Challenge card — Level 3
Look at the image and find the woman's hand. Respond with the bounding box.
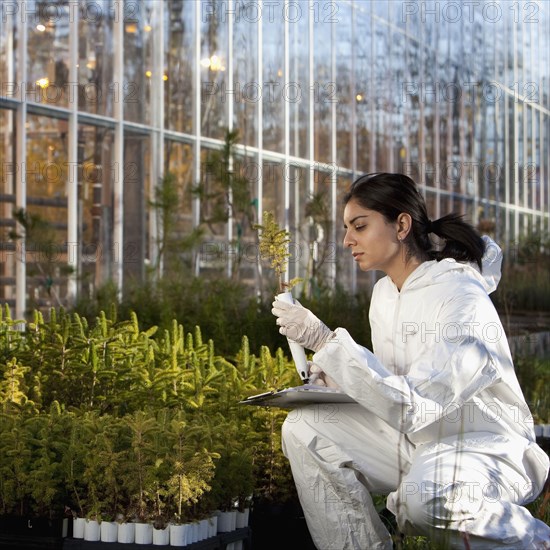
[308,362,340,389]
[271,298,334,352]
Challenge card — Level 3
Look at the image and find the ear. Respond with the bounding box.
[396,213,413,241]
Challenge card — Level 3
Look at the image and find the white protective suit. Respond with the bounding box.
[282,239,550,549]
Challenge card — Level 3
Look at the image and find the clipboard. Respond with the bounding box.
[239,384,356,409]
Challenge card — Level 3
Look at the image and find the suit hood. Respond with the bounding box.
[398,236,503,295]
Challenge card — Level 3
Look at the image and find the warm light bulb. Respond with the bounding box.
[210,55,222,71]
[145,70,152,78]
[201,55,226,71]
[36,77,49,88]
[36,24,46,32]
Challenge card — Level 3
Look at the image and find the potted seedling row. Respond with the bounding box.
[0,305,299,549]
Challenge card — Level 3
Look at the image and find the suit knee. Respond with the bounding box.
[394,480,484,535]
[281,406,331,458]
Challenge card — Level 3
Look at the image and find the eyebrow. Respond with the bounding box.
[343,215,369,228]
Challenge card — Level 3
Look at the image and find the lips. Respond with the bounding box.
[352,252,363,261]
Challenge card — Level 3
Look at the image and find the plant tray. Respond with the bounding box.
[61,527,251,550]
[0,534,64,550]
[0,516,69,538]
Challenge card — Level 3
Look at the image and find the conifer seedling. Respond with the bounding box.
[255,211,301,294]
[255,211,308,381]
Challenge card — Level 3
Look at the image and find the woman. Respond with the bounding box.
[272,173,549,549]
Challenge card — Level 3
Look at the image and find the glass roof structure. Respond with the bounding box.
[0,0,548,317]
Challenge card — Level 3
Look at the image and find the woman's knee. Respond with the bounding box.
[282,406,318,446]
[394,479,484,535]
[281,405,337,458]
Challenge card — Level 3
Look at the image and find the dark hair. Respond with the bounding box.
[343,172,485,269]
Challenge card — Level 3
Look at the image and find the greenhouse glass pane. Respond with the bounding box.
[77,123,115,291]
[78,0,115,117]
[200,5,228,140]
[26,0,70,108]
[164,0,193,134]
[123,0,155,124]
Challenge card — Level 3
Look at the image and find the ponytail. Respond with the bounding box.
[345,172,486,270]
[429,213,485,270]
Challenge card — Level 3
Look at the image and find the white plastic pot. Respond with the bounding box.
[73,517,86,539]
[84,519,100,541]
[236,508,250,528]
[117,522,135,544]
[169,523,188,547]
[100,521,118,542]
[153,525,170,545]
[187,522,198,544]
[134,522,153,545]
[208,515,218,538]
[216,510,236,533]
[198,518,209,541]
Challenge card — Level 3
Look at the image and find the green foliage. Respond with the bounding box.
[303,191,334,298]
[0,358,31,408]
[400,536,440,549]
[150,172,204,277]
[527,491,550,528]
[74,276,375,363]
[9,209,74,310]
[255,211,291,293]
[0,411,33,515]
[194,130,255,229]
[25,404,71,517]
[492,230,550,313]
[514,357,550,424]
[75,276,282,358]
[162,410,217,524]
[2,277,546,534]
[255,211,302,294]
[192,129,258,279]
[0,307,300,521]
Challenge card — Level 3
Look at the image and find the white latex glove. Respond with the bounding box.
[271,298,333,352]
[308,362,340,389]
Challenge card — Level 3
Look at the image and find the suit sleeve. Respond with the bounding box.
[312,294,502,435]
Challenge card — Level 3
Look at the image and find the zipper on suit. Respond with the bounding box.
[392,292,401,373]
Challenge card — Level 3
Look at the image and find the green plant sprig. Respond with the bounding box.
[255,211,301,294]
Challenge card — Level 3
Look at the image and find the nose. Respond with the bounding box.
[343,229,355,248]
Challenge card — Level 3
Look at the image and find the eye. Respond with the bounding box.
[355,224,365,231]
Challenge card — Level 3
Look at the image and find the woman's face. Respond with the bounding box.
[343,199,402,274]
